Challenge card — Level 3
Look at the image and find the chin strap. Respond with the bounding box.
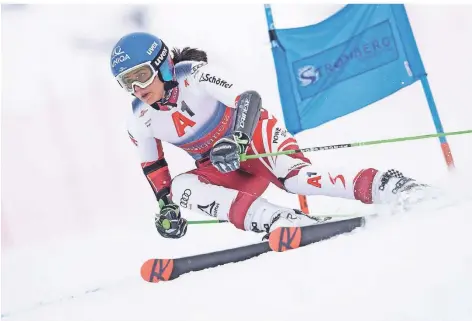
[157,81,179,107]
[164,80,179,91]
[150,102,161,111]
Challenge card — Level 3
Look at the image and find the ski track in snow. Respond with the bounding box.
[3,173,472,321]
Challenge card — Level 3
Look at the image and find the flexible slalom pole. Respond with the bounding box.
[240,130,472,161]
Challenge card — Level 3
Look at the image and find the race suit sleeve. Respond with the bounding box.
[127,109,172,202]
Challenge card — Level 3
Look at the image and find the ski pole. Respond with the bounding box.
[188,219,229,225]
[240,129,472,161]
[187,213,360,225]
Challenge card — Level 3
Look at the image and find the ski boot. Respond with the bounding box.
[243,198,320,240]
[372,169,431,212]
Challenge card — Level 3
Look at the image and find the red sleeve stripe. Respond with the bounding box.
[277,138,298,152]
[146,166,172,194]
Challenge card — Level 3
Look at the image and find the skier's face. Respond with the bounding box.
[133,75,164,105]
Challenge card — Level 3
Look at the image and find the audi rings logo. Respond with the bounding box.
[180,189,191,208]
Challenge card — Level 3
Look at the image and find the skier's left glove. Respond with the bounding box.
[155,199,188,239]
[210,131,250,173]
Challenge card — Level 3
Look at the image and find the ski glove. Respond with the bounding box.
[210,132,250,174]
[155,199,188,239]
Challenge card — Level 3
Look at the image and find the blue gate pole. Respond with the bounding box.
[400,4,456,170]
[420,76,455,169]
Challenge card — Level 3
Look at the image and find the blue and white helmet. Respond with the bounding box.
[110,32,174,93]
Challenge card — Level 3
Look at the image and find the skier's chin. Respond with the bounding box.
[141,92,157,105]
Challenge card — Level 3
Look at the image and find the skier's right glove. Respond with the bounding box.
[210,131,249,174]
[155,199,188,239]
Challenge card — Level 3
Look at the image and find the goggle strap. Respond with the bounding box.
[151,41,173,83]
[151,41,169,71]
[157,71,166,83]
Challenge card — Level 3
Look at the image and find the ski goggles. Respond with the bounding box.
[115,62,157,93]
[115,43,175,94]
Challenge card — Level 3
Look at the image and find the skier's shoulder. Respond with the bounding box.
[171,47,211,84]
[127,97,151,136]
[127,98,144,130]
[174,60,208,79]
[131,97,144,114]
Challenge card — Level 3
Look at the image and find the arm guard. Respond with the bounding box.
[142,158,172,203]
[232,90,262,140]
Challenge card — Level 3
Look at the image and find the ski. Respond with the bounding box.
[268,215,364,252]
[140,216,365,283]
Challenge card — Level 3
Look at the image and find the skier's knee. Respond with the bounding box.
[279,164,311,193]
[169,173,197,205]
[172,173,254,223]
[227,192,259,230]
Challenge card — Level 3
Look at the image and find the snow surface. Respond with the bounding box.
[2,4,472,321]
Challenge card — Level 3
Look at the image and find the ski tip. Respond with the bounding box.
[140,259,174,283]
[269,227,302,252]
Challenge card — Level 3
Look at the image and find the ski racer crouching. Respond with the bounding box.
[110,32,425,239]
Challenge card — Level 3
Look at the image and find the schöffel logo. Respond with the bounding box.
[199,73,233,88]
[298,65,321,87]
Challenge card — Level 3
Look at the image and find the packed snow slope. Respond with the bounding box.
[3,180,472,321]
[2,4,472,321]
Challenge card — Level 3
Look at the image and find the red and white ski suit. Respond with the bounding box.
[127,60,377,230]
